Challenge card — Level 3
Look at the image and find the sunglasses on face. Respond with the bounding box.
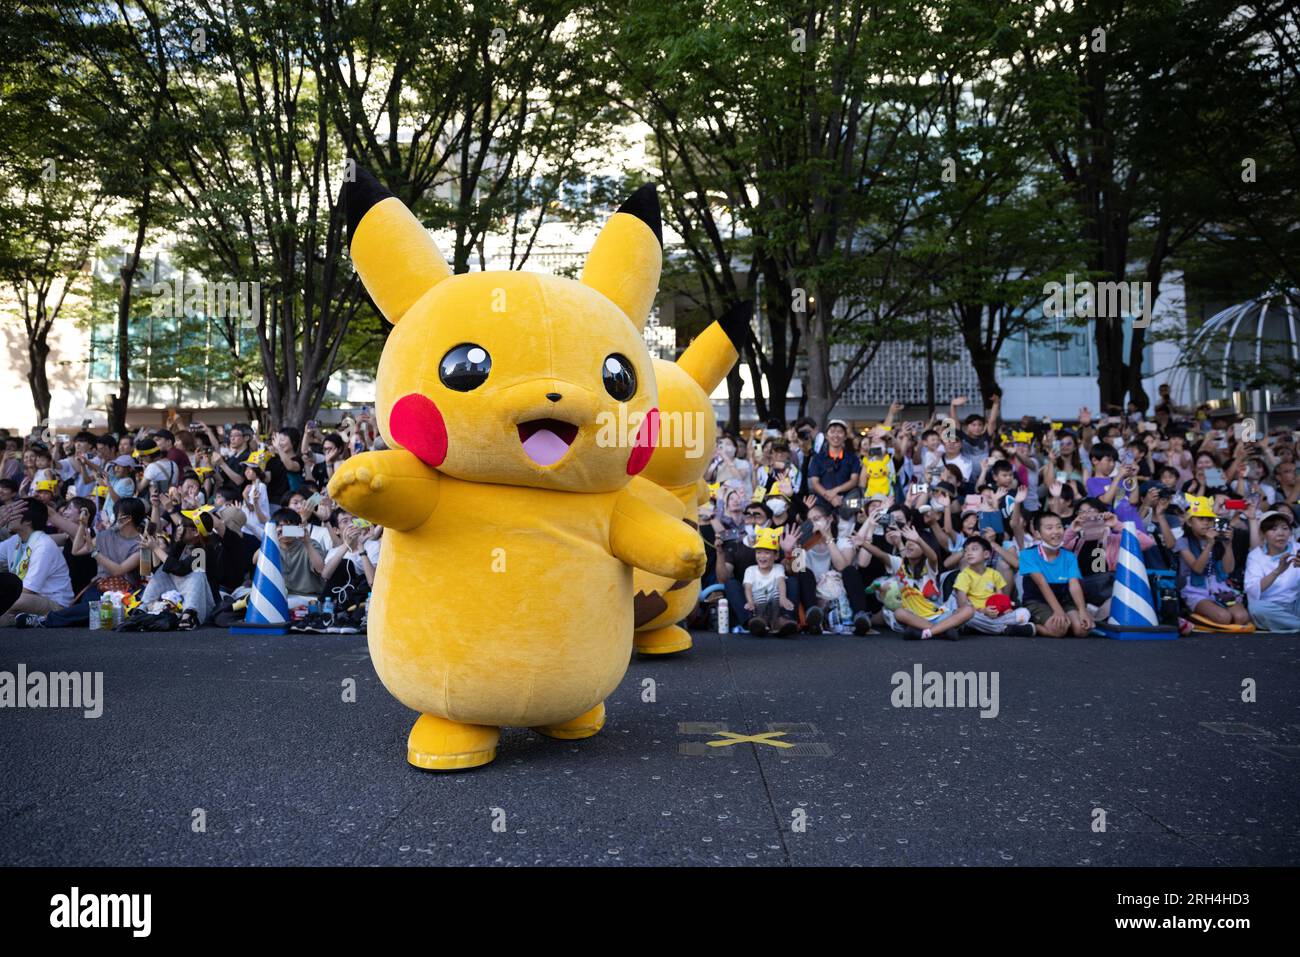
[744,510,765,518]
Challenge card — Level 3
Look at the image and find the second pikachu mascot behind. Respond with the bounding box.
[630,304,748,654]
[330,169,706,770]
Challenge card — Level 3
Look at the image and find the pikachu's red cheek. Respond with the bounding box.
[626,407,659,476]
[389,393,448,468]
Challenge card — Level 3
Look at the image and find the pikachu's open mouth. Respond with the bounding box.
[517,418,580,467]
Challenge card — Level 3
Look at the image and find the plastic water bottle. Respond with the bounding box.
[837,594,853,633]
[717,598,729,634]
[322,598,335,626]
[827,602,840,633]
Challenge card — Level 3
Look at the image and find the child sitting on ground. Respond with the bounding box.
[1166,495,1252,628]
[743,527,798,637]
[860,518,974,640]
[1018,511,1095,637]
[953,537,1035,635]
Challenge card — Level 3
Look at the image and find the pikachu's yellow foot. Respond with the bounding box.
[407,714,499,771]
[635,624,693,656]
[532,702,605,740]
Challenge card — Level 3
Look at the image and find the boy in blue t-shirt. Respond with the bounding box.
[1019,512,1095,637]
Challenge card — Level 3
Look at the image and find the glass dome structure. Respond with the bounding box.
[1168,293,1300,410]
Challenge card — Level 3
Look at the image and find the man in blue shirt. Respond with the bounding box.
[1019,511,1095,637]
[808,419,861,512]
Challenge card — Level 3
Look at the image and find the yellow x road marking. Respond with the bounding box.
[707,731,795,749]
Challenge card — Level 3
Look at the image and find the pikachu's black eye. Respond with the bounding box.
[439,344,491,391]
[602,354,636,401]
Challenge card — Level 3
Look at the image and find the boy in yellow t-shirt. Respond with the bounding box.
[953,538,1034,635]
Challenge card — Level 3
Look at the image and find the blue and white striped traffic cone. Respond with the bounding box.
[1100,522,1177,640]
[231,521,290,635]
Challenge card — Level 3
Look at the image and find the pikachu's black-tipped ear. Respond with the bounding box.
[678,300,749,394]
[344,167,451,325]
[616,184,662,245]
[717,299,752,352]
[345,166,394,239]
[580,183,662,331]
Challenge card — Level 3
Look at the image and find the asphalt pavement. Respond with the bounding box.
[1,626,1298,866]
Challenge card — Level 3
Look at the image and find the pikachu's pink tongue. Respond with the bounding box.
[521,428,571,466]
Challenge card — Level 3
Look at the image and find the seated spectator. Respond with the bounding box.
[135,437,180,495]
[1062,500,1156,618]
[792,504,872,635]
[1018,511,1094,637]
[742,528,797,636]
[809,419,861,511]
[313,431,350,486]
[715,499,775,629]
[100,454,142,523]
[1243,511,1300,631]
[257,508,324,604]
[953,537,1034,635]
[1164,495,1251,627]
[1085,442,1142,523]
[860,515,973,640]
[137,507,224,622]
[0,498,74,626]
[321,512,381,609]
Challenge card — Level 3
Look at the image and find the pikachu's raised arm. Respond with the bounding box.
[609,485,707,582]
[328,449,440,532]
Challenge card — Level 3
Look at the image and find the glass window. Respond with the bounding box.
[90,321,116,380]
[1026,310,1059,377]
[1058,320,1092,376]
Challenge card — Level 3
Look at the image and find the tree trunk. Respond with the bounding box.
[1094,320,1127,414]
[804,293,832,424]
[111,203,151,433]
[924,314,936,418]
[725,365,743,432]
[28,335,52,424]
[971,351,1000,408]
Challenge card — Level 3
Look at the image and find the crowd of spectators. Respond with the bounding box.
[4,384,1299,638]
[0,412,382,628]
[702,384,1300,638]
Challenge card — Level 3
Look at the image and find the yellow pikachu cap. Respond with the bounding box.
[245,449,272,469]
[193,466,214,478]
[707,481,721,500]
[1185,494,1217,519]
[753,527,782,551]
[1012,431,1034,444]
[35,478,60,492]
[181,506,216,536]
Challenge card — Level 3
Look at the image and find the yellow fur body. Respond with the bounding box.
[330,172,704,766]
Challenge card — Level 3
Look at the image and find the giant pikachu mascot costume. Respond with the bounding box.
[631,303,748,654]
[331,169,706,770]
